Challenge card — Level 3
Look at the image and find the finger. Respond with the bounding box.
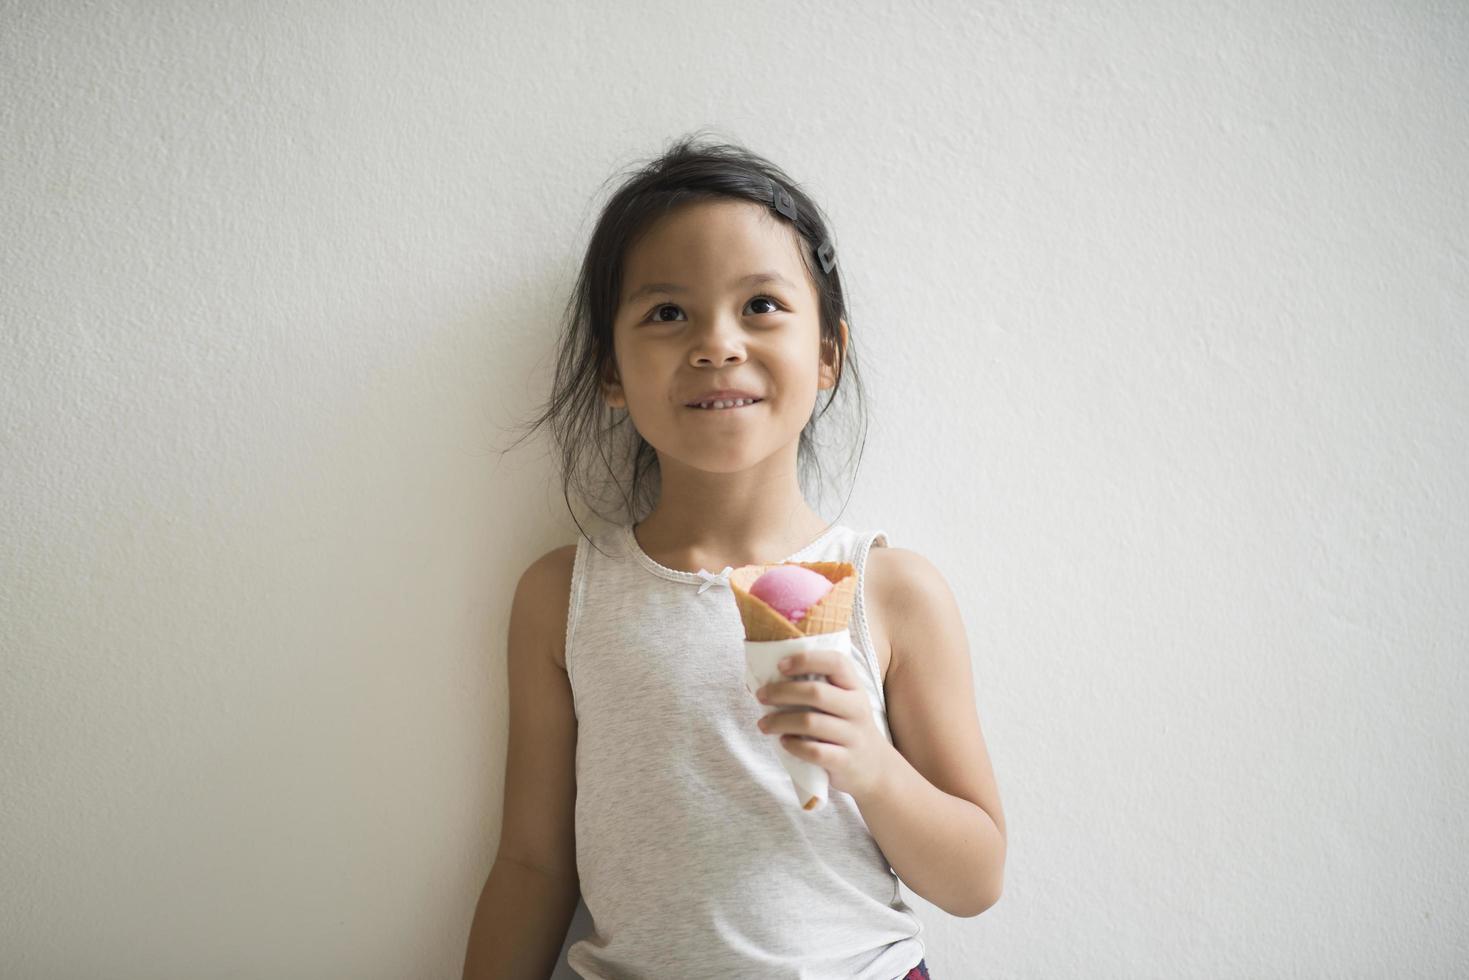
[764,707,843,744]
[782,650,857,691]
[780,679,860,719]
[780,733,838,758]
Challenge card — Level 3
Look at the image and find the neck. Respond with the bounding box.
[632,454,831,574]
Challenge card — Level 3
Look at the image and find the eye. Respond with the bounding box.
[644,295,786,323]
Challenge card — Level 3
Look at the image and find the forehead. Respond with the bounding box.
[619,198,810,305]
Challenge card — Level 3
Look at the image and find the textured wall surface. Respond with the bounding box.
[3,1,1466,977]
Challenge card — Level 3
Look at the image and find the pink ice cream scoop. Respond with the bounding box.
[749,565,833,623]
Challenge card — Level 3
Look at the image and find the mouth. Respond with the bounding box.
[685,397,765,412]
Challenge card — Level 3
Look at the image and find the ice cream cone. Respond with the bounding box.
[731,561,858,812]
[728,561,856,639]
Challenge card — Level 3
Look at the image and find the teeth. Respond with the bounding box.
[694,398,758,410]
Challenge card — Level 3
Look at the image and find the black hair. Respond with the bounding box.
[501,130,870,553]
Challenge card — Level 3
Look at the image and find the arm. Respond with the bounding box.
[853,745,1005,917]
[853,547,1007,917]
[463,857,580,979]
[463,545,582,978]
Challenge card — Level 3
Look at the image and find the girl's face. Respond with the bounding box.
[603,198,845,475]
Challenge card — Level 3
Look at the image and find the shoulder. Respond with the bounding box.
[524,542,578,579]
[864,545,961,676]
[514,543,579,670]
[865,544,953,613]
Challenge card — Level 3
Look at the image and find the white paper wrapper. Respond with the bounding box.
[743,628,852,812]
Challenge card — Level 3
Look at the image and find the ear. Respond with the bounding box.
[818,318,849,391]
[601,357,626,409]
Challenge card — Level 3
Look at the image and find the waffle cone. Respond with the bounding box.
[728,562,856,640]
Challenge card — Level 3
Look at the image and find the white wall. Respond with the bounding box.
[3,1,1465,977]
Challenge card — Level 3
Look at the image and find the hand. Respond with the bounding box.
[754,649,894,800]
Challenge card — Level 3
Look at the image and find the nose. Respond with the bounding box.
[688,315,747,367]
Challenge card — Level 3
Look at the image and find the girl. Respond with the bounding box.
[465,133,1005,980]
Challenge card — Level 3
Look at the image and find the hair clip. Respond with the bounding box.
[816,236,836,274]
[769,179,798,222]
[769,179,835,274]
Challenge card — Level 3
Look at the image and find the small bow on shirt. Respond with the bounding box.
[696,565,733,594]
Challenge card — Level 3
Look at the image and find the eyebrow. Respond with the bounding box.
[623,271,797,306]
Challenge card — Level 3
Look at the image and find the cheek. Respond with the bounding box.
[611,355,674,418]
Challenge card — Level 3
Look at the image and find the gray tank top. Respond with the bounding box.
[564,521,926,980]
